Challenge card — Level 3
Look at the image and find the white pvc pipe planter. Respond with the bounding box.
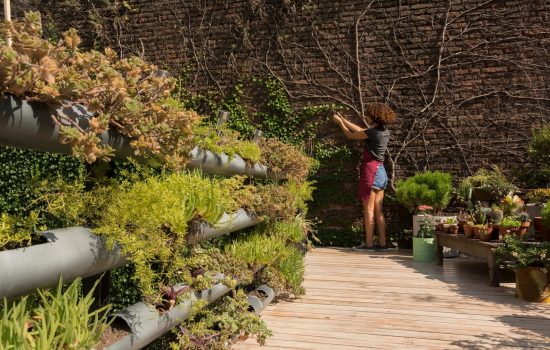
[0,94,275,179]
[188,147,269,178]
[0,209,259,299]
[247,285,275,315]
[0,227,127,300]
[186,209,260,245]
[106,282,231,350]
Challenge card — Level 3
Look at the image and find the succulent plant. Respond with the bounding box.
[489,207,504,225]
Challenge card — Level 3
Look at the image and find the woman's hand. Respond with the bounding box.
[332,113,342,124]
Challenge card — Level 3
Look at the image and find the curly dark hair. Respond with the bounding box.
[365,103,397,126]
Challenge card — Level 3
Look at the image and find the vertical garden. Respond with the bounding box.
[0,12,315,349]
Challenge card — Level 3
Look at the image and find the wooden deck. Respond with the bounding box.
[235,247,550,350]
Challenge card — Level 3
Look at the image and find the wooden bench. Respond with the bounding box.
[434,232,503,287]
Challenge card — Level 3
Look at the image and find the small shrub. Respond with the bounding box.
[259,138,313,182]
[395,171,452,213]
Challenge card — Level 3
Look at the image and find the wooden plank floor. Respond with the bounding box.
[235,248,550,350]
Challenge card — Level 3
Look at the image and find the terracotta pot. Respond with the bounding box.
[443,224,450,233]
[449,224,459,235]
[463,224,475,238]
[515,267,550,303]
[478,229,492,242]
[534,217,550,242]
[436,222,444,232]
[474,225,493,241]
[518,221,531,241]
[499,225,519,240]
[458,221,466,234]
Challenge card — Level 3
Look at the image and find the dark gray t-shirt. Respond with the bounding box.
[364,127,389,161]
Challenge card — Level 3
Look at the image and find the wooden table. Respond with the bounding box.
[435,232,503,287]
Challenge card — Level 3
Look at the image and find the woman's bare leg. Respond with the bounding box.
[362,194,376,247]
[374,189,386,246]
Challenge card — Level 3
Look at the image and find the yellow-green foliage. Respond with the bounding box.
[226,231,288,267]
[287,180,315,215]
[93,171,247,299]
[0,278,110,349]
[0,212,39,251]
[527,188,550,204]
[193,125,262,163]
[272,217,307,243]
[278,246,305,295]
[0,12,199,166]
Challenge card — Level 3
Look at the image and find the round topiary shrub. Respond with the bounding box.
[395,171,453,213]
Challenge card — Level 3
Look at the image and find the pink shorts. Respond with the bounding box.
[357,151,387,202]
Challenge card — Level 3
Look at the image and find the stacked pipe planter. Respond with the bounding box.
[247,285,275,316]
[0,94,274,179]
[0,227,127,300]
[186,209,260,245]
[0,208,259,300]
[106,282,231,350]
[0,94,135,158]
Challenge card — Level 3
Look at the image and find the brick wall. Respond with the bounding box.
[12,0,550,242]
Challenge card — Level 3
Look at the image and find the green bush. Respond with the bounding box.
[395,171,452,213]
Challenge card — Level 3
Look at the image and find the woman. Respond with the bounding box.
[333,103,396,250]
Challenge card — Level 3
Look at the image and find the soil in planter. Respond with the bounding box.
[0,234,48,252]
[97,318,131,349]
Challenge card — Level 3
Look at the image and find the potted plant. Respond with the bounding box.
[477,225,492,242]
[472,203,492,238]
[457,210,470,234]
[413,207,436,263]
[499,217,522,240]
[496,235,550,303]
[458,166,517,204]
[464,220,475,238]
[516,212,532,240]
[526,189,550,218]
[447,217,459,235]
[395,171,452,236]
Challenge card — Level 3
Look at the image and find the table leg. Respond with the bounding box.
[435,235,443,265]
[487,250,500,287]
